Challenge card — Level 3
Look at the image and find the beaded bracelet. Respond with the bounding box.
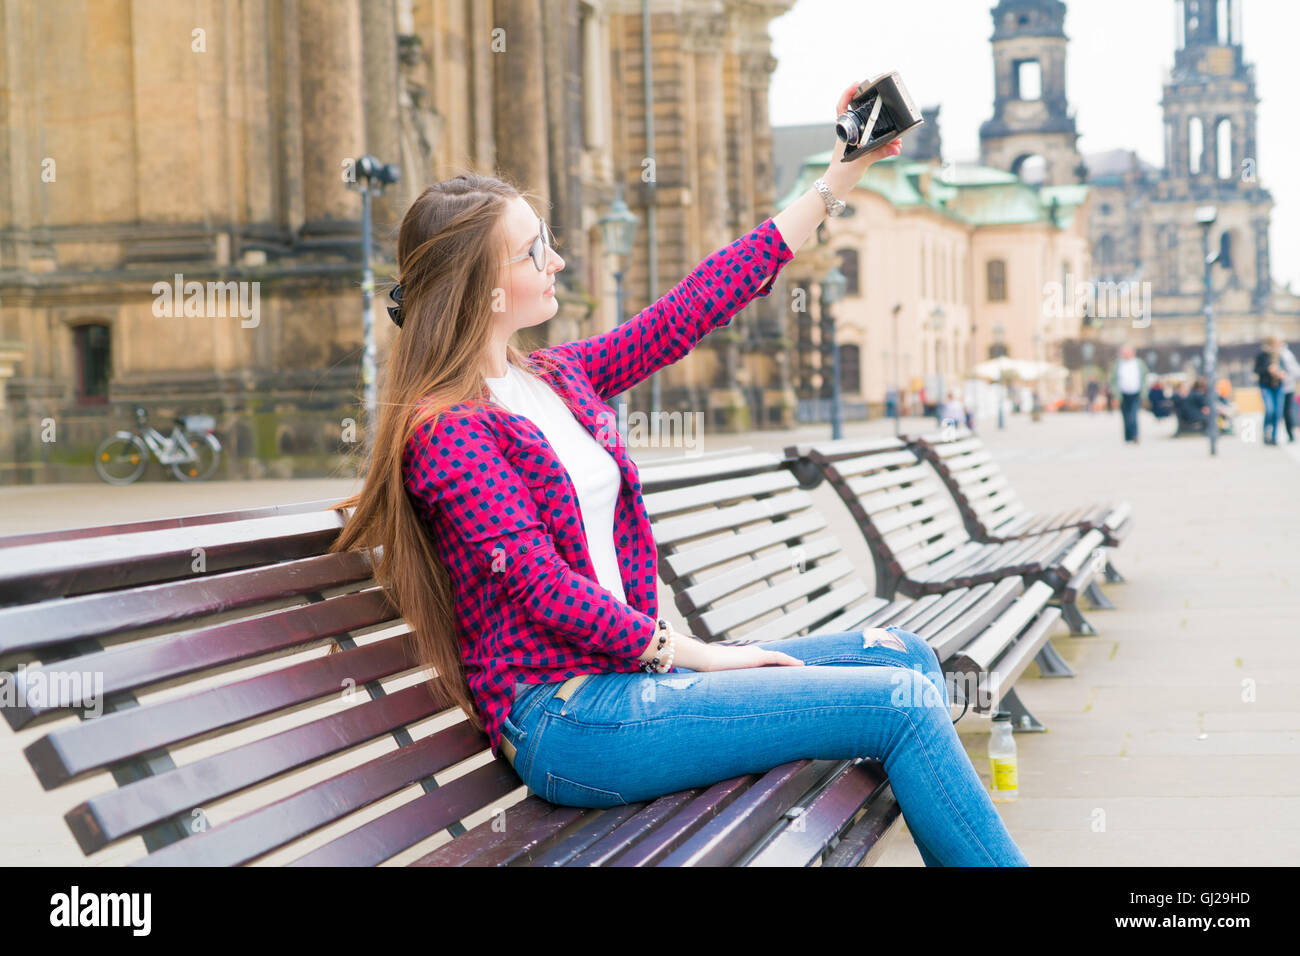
[643,617,674,673]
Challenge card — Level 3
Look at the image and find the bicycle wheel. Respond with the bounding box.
[170,431,222,482]
[95,433,149,485]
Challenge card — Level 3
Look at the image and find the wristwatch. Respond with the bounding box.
[814,178,847,217]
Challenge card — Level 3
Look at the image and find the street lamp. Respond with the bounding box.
[993,322,1007,429]
[596,185,640,439]
[346,155,401,443]
[891,303,902,435]
[1195,204,1230,457]
[930,306,947,422]
[820,266,847,439]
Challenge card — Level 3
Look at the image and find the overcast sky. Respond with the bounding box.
[768,0,1300,289]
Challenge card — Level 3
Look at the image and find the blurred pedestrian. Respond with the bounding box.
[1278,340,1300,444]
[1085,378,1100,413]
[1254,336,1286,445]
[1110,345,1150,444]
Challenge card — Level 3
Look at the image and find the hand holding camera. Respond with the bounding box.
[824,73,923,194]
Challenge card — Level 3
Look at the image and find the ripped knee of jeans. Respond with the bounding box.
[862,627,908,652]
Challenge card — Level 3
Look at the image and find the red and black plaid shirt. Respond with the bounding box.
[403,217,795,757]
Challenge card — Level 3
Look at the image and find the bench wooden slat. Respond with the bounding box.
[694,557,855,638]
[844,463,932,498]
[62,676,446,852]
[657,512,827,583]
[675,535,841,615]
[929,577,1030,661]
[407,795,583,866]
[6,589,398,728]
[0,511,347,606]
[130,726,479,867]
[744,760,889,865]
[650,489,812,547]
[24,634,418,788]
[0,499,346,549]
[812,595,895,635]
[945,580,1057,673]
[721,578,871,646]
[641,469,797,518]
[562,789,709,866]
[821,782,902,867]
[657,759,833,866]
[606,776,759,867]
[0,550,374,660]
[285,757,524,866]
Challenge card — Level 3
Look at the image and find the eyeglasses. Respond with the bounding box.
[506,217,555,272]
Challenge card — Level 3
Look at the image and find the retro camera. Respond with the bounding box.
[835,72,925,162]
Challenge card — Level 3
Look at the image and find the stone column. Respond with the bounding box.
[684,9,729,257]
[298,0,366,235]
[361,0,402,232]
[542,0,587,346]
[493,0,550,212]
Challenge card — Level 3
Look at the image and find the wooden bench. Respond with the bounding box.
[2,474,993,866]
[904,426,1130,590]
[641,449,1066,753]
[786,437,1112,639]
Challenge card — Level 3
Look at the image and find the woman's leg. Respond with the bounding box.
[1262,386,1280,441]
[512,627,1027,866]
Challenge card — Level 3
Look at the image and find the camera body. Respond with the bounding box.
[835,72,924,162]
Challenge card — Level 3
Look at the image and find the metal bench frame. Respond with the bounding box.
[904,426,1130,591]
[785,437,1112,642]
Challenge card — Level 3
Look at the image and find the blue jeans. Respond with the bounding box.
[503,626,1029,867]
[1261,384,1284,442]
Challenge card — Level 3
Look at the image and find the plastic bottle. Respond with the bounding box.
[987,710,1018,802]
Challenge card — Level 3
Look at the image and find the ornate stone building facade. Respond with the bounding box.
[978,0,1086,189]
[1081,0,1300,378]
[0,0,793,483]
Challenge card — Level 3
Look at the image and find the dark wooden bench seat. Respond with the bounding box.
[905,426,1131,589]
[2,475,992,866]
[785,437,1114,639]
[640,449,1067,748]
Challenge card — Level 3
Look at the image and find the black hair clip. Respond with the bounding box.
[387,283,404,328]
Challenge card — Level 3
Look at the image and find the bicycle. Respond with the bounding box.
[94,406,223,484]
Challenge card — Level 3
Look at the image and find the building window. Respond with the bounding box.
[1216,118,1232,180]
[1096,235,1116,268]
[840,344,861,395]
[1189,116,1204,175]
[73,323,111,404]
[1014,59,1042,100]
[836,248,860,296]
[986,259,1007,302]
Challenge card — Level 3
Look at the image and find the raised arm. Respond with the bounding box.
[539,218,794,403]
[404,408,658,660]
[542,79,902,404]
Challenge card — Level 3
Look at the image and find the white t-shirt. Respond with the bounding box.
[484,361,627,603]
[1116,358,1142,395]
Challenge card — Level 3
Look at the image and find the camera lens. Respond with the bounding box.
[835,113,860,146]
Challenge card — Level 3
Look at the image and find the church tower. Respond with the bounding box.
[979,0,1085,186]
[1154,0,1271,308]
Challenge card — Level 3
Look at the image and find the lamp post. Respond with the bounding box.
[930,306,946,422]
[1195,205,1229,457]
[596,185,640,442]
[820,266,847,439]
[993,322,1006,429]
[891,303,902,435]
[345,155,401,443]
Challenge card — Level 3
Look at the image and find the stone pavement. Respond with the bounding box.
[1,408,1297,865]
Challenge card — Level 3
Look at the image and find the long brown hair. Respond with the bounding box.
[326,172,574,734]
